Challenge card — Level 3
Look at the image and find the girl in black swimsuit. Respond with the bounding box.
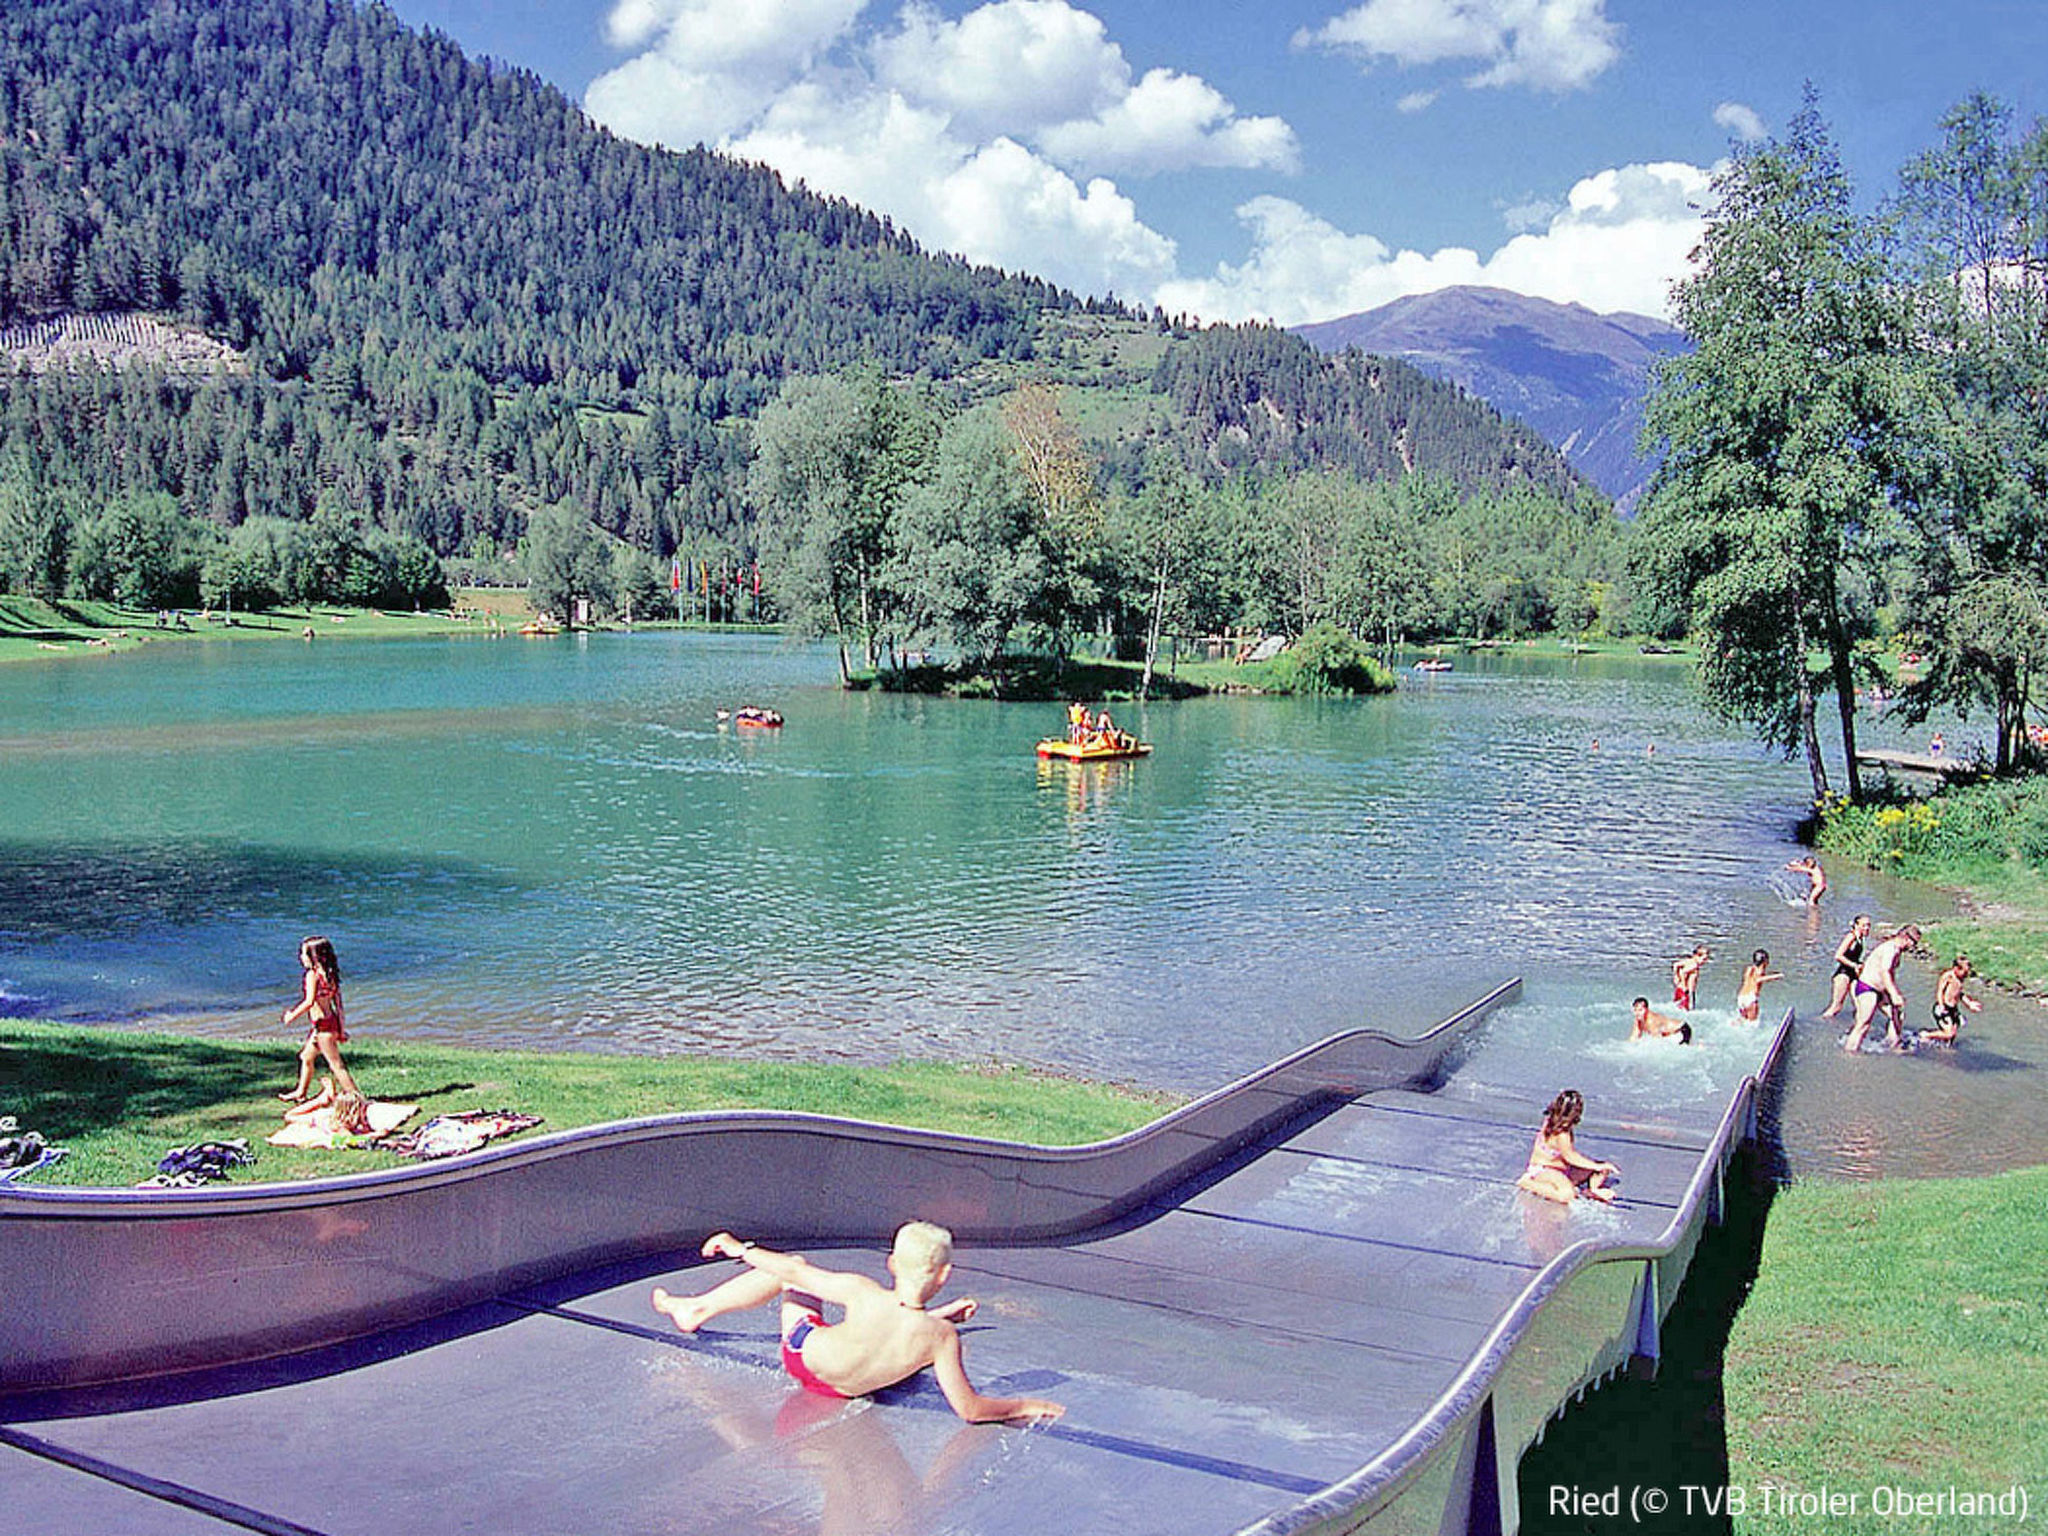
[1820,913,1871,1019]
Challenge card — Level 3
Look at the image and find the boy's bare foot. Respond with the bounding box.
[932,1298,978,1324]
[278,1091,309,1103]
[651,1287,715,1332]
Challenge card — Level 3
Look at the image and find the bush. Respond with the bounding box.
[1817,777,2048,876]
[1259,622,1396,695]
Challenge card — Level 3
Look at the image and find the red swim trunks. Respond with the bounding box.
[1672,985,1694,1011]
[780,1313,849,1399]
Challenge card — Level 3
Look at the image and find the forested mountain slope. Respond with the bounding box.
[1294,287,1685,511]
[0,0,1590,565]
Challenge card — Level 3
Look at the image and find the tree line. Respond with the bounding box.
[1635,89,2048,793]
[724,374,1621,688]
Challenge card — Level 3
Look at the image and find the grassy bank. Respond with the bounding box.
[1816,777,2048,992]
[1723,1167,2048,1534]
[0,592,531,664]
[1522,1162,2047,1536]
[0,1021,1176,1187]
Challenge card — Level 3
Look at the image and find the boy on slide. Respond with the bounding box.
[652,1222,1064,1424]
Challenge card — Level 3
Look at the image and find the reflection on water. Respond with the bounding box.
[1,633,2042,1180]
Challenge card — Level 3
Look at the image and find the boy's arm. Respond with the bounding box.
[700,1233,871,1307]
[929,1324,1064,1424]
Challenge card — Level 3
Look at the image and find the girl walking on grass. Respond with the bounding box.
[279,936,362,1103]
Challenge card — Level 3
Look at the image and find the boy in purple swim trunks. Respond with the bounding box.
[1843,924,1921,1052]
[651,1221,1063,1424]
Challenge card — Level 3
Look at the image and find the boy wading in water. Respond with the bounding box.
[652,1222,1064,1424]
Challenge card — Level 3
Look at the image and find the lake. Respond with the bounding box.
[3,630,2043,1179]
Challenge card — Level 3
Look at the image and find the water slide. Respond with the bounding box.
[1,982,1790,1535]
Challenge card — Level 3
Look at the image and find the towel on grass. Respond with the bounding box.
[267,1100,419,1150]
[372,1110,543,1160]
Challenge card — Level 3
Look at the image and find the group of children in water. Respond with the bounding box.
[1528,853,1987,1209]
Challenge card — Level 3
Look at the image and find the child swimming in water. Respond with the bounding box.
[651,1222,1063,1424]
[1671,945,1709,1010]
[1735,948,1784,1022]
[1918,954,1982,1045]
[1631,995,1692,1044]
[1517,1089,1619,1205]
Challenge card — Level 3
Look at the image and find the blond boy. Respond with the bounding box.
[652,1221,1063,1424]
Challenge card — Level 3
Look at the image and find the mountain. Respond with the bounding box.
[0,0,1589,560]
[1293,287,1690,511]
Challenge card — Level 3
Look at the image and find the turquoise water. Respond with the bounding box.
[3,632,2042,1176]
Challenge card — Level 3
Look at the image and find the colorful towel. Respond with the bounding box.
[373,1110,544,1160]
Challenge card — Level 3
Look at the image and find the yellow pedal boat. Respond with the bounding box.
[1037,737,1153,761]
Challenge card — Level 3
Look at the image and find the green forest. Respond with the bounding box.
[0,0,1597,648]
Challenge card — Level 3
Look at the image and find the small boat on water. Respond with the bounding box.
[1412,658,1453,673]
[718,706,783,729]
[1037,737,1152,762]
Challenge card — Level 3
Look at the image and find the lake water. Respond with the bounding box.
[3,631,2043,1179]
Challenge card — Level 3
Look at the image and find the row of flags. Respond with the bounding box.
[671,557,762,596]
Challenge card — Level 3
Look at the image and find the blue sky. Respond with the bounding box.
[386,0,2048,323]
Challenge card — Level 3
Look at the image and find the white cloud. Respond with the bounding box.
[873,0,1124,137]
[587,0,870,147]
[587,0,1283,300]
[1155,160,1713,325]
[1396,89,1439,113]
[1713,100,1768,143]
[1297,0,1621,94]
[1037,68,1299,176]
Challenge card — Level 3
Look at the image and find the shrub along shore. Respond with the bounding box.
[1817,776,2048,993]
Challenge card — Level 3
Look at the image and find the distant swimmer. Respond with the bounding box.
[1786,855,1827,906]
[1516,1089,1619,1205]
[1843,924,1922,1052]
[1918,954,1982,1045]
[1734,949,1784,1022]
[1820,913,1873,1019]
[1671,945,1709,1011]
[1632,995,1692,1045]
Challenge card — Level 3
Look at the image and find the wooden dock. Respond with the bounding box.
[1855,748,1980,780]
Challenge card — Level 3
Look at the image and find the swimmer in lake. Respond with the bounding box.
[1786,855,1827,906]
[1516,1089,1618,1205]
[1918,954,1982,1045]
[1735,948,1783,1022]
[1671,945,1708,1011]
[1843,924,1921,1052]
[1631,995,1692,1045]
[1820,913,1872,1019]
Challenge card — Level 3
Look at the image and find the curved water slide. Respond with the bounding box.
[2,983,1790,1536]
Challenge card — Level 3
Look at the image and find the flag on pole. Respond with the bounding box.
[670,555,682,593]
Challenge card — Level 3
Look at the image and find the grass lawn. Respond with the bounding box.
[1723,1167,2048,1535]
[0,1021,1178,1188]
[1522,1162,2047,1536]
[0,593,519,664]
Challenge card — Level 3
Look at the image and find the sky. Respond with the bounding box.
[385,0,2048,325]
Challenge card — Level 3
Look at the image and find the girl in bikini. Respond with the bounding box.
[1517,1089,1619,1205]
[279,936,363,1103]
[1735,948,1783,1022]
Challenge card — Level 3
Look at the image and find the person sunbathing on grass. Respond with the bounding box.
[651,1221,1063,1424]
